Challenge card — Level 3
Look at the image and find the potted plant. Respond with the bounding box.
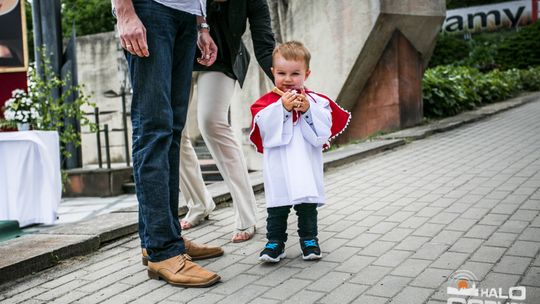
[1,88,40,131]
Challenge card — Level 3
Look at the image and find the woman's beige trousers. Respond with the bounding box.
[180,71,257,230]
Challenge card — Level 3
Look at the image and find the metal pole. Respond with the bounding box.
[104,124,111,169]
[121,89,130,166]
[62,26,82,168]
[31,0,43,76]
[40,0,62,77]
[95,107,102,168]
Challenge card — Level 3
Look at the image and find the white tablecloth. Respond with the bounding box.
[0,131,61,226]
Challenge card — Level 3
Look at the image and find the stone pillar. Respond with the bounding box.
[339,30,424,142]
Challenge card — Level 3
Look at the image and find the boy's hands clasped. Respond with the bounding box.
[282,90,309,113]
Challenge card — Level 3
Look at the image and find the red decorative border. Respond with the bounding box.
[533,0,539,22]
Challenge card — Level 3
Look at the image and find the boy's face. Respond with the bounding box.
[271,54,311,92]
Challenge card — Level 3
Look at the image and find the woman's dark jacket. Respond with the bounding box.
[193,0,275,87]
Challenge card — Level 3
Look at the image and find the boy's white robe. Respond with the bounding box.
[253,94,332,208]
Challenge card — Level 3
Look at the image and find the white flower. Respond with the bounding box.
[4,109,15,121]
[4,86,47,125]
[12,89,25,97]
[4,98,14,108]
[30,107,40,119]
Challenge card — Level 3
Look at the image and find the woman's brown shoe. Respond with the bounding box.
[147,254,220,287]
[141,238,224,266]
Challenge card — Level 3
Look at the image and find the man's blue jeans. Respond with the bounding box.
[125,0,197,262]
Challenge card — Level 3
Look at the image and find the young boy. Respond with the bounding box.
[249,41,351,262]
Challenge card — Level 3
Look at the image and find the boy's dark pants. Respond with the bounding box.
[266,203,318,242]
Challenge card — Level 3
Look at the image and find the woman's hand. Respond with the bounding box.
[197,31,217,66]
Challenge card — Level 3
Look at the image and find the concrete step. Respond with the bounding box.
[199,159,218,172]
[122,176,223,194]
[194,138,212,159]
[202,170,223,182]
[122,182,136,194]
[194,147,212,160]
[122,159,223,194]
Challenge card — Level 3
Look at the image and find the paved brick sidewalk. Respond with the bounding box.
[1,100,539,303]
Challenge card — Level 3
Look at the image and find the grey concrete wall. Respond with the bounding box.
[77,32,129,166]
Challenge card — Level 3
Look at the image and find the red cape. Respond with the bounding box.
[249,89,351,153]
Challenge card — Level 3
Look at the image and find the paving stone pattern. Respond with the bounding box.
[1,100,540,303]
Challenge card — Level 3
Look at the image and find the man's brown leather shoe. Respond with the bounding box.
[184,238,224,260]
[141,238,224,266]
[147,254,220,287]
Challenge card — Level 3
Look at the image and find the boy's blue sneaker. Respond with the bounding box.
[259,241,286,263]
[300,238,322,260]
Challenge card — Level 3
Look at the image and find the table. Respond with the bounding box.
[0,131,61,227]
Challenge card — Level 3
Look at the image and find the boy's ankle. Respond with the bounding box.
[259,241,286,263]
[300,237,322,261]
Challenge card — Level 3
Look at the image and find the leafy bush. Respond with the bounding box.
[476,69,519,103]
[430,23,540,71]
[422,66,481,117]
[520,66,540,91]
[61,0,115,38]
[428,34,470,68]
[495,22,540,70]
[423,65,540,118]
[461,39,499,71]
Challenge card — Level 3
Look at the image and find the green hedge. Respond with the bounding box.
[495,22,540,69]
[428,34,470,68]
[430,22,540,71]
[423,66,540,118]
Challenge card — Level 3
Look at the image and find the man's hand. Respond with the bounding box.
[115,0,149,57]
[197,30,217,66]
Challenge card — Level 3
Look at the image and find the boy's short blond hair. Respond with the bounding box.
[272,41,311,69]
